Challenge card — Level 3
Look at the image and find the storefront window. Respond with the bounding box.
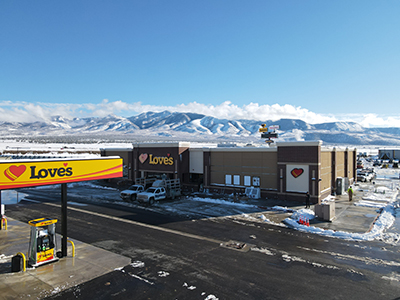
[233,175,240,185]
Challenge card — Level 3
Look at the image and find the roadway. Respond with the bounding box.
[4,186,400,299]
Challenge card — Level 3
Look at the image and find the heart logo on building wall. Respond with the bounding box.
[291,168,304,178]
[139,153,148,164]
[4,165,27,181]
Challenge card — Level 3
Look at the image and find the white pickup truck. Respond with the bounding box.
[136,186,167,206]
[120,184,145,201]
[136,179,181,206]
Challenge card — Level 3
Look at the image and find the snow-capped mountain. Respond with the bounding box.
[1,111,400,145]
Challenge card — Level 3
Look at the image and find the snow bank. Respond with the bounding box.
[191,197,258,209]
[281,190,399,242]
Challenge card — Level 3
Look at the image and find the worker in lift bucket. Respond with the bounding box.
[347,186,354,201]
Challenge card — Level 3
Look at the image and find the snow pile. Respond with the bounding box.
[321,195,336,203]
[257,214,286,227]
[282,193,398,242]
[271,206,294,213]
[362,186,397,202]
[291,208,316,222]
[191,197,258,209]
[0,254,12,263]
[354,200,386,209]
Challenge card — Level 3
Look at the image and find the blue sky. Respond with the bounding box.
[1,1,399,127]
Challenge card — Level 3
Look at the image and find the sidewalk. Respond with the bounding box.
[247,191,382,234]
[0,218,131,299]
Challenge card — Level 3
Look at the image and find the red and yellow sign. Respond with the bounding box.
[36,248,55,264]
[0,157,123,190]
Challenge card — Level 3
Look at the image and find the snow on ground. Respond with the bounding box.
[279,166,400,243]
[282,203,397,242]
[215,166,400,243]
[0,140,132,152]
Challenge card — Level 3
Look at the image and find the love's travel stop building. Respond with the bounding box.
[101,141,356,205]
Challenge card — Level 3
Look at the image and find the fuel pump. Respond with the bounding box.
[28,218,59,267]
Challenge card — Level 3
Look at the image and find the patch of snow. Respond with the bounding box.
[158,271,170,277]
[251,247,275,256]
[130,261,145,268]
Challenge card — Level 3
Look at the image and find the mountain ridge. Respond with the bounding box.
[1,111,400,145]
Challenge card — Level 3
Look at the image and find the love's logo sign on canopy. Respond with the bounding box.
[0,157,123,190]
[4,165,27,181]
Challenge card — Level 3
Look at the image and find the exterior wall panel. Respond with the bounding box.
[320,151,332,194]
[336,152,345,178]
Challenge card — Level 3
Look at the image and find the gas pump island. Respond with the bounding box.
[0,157,123,269]
[28,217,58,267]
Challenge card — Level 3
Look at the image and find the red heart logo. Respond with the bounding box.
[4,165,27,181]
[167,153,170,157]
[291,168,304,178]
[139,153,148,164]
[64,163,68,167]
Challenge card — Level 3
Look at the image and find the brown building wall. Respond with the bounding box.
[278,146,319,164]
[277,142,321,204]
[209,150,277,191]
[131,145,189,182]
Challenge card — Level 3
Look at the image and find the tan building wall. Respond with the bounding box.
[348,150,355,181]
[210,149,277,190]
[320,151,332,194]
[336,151,345,178]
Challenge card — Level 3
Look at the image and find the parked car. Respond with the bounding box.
[357,169,375,182]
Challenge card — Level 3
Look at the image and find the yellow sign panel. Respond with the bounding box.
[0,157,123,190]
[28,218,58,227]
[37,248,55,264]
[259,128,269,132]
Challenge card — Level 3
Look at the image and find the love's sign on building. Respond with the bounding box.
[138,153,174,166]
[0,157,123,190]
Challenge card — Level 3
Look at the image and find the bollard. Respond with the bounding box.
[1,217,7,230]
[68,240,76,257]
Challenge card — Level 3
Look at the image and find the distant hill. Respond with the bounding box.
[1,111,400,146]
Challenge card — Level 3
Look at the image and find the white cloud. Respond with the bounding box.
[0,100,398,128]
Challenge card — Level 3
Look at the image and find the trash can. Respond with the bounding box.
[11,254,23,272]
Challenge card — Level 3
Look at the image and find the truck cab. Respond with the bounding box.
[120,184,145,201]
